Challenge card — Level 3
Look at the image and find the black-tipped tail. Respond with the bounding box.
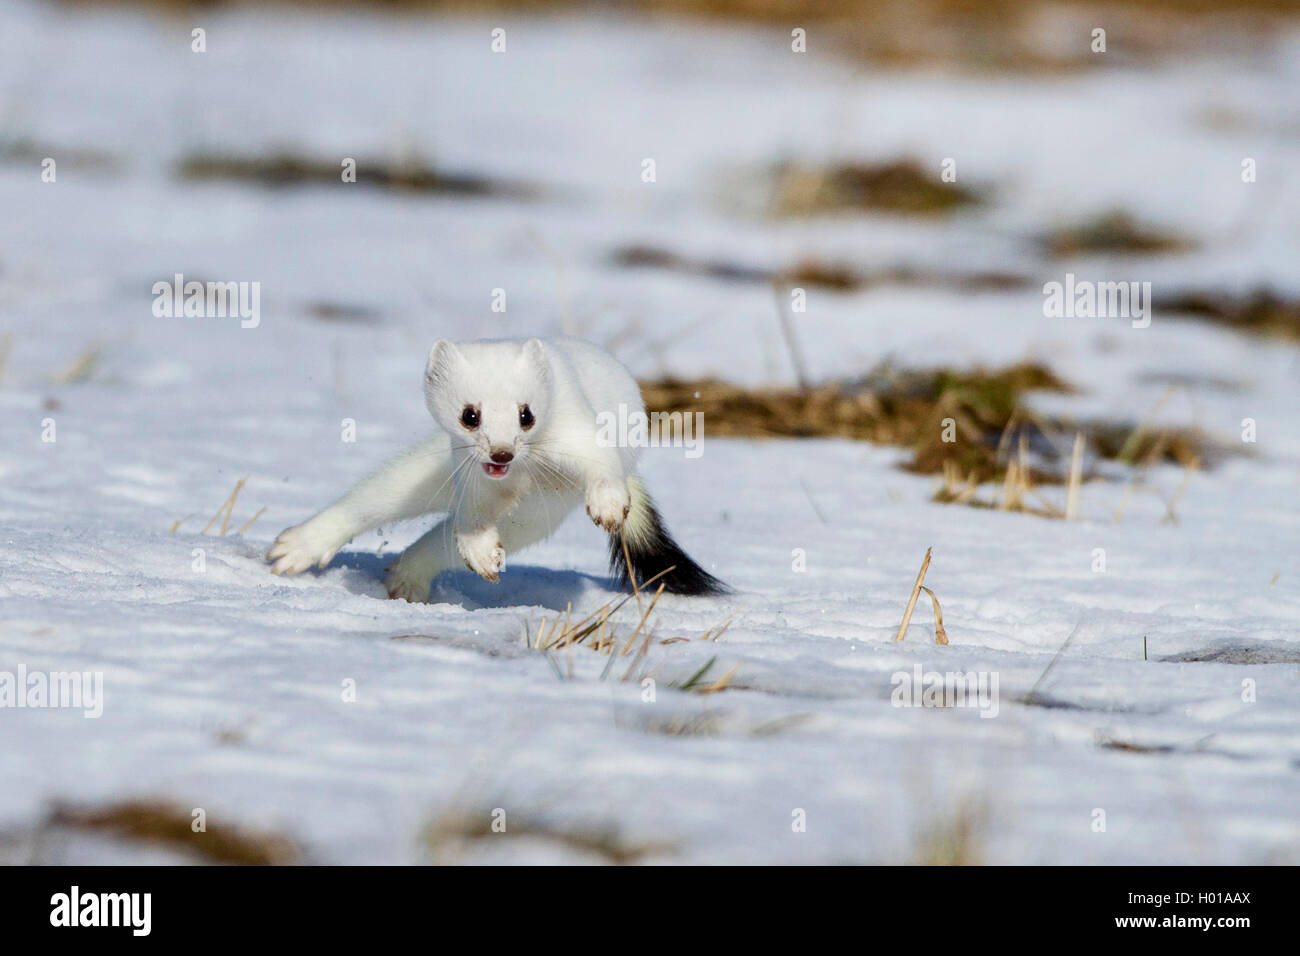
[609,484,728,596]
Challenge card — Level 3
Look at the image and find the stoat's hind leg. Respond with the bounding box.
[385,520,460,602]
[385,490,580,602]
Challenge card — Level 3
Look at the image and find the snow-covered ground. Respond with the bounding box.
[0,1,1297,863]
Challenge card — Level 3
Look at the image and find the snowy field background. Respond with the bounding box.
[0,0,1297,863]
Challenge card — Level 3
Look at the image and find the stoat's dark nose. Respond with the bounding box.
[490,449,514,464]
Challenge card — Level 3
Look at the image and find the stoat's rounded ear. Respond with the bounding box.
[521,337,547,367]
[426,339,461,384]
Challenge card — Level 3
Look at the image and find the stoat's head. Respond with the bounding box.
[424,338,552,480]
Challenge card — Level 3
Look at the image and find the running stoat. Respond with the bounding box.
[266,337,726,601]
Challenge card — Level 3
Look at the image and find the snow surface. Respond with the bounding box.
[0,1,1297,863]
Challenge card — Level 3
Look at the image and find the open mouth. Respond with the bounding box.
[482,462,510,479]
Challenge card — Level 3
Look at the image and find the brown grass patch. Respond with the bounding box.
[422,807,671,864]
[643,365,1232,518]
[305,301,383,324]
[1042,210,1196,258]
[177,151,537,198]
[66,2,1300,76]
[769,159,983,217]
[1096,735,1177,755]
[50,799,300,865]
[0,137,119,171]
[642,363,1070,484]
[1156,287,1300,342]
[612,244,1031,293]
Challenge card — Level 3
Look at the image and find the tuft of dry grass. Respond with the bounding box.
[643,364,1230,521]
[1096,734,1177,755]
[64,1,1300,76]
[528,564,736,688]
[0,137,120,171]
[1042,210,1195,257]
[769,159,982,217]
[173,476,265,536]
[611,243,1032,294]
[677,657,741,693]
[639,711,727,736]
[636,709,814,737]
[1091,424,1212,473]
[643,363,1072,487]
[50,800,300,865]
[933,431,1067,518]
[644,364,1065,444]
[1155,287,1300,342]
[912,798,988,865]
[201,476,247,535]
[421,806,672,865]
[177,151,537,199]
[895,547,948,645]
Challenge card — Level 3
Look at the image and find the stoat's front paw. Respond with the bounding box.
[456,529,505,583]
[266,520,343,575]
[384,558,433,604]
[586,478,630,533]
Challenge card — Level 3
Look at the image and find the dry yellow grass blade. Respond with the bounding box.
[169,513,196,535]
[201,477,248,535]
[919,585,949,645]
[702,614,735,642]
[999,434,1031,511]
[936,460,980,505]
[696,662,741,694]
[895,547,933,642]
[53,342,102,385]
[1161,457,1200,525]
[621,535,643,615]
[1116,385,1177,465]
[993,407,1021,464]
[219,480,247,536]
[620,582,666,657]
[532,565,683,657]
[1065,432,1084,520]
[235,506,267,535]
[548,599,622,650]
[530,565,739,683]
[1112,476,1139,523]
[538,602,573,651]
[0,332,12,383]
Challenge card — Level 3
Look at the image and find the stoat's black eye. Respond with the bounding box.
[460,406,480,430]
[519,404,535,430]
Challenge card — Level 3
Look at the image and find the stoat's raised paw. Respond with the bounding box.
[586,478,630,533]
[266,521,342,576]
[456,529,505,583]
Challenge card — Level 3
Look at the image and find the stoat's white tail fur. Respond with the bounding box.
[266,336,726,602]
